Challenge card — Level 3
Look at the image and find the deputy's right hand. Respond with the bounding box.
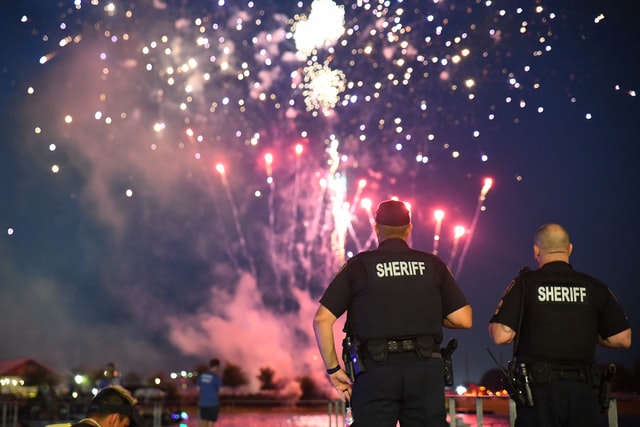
[328,368,352,402]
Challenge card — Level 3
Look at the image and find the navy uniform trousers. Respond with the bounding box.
[351,351,447,427]
[514,380,601,427]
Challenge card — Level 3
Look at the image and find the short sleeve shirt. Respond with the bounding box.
[490,261,630,361]
[320,238,469,342]
[197,370,222,406]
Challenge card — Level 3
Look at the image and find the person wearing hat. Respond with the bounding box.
[313,199,473,426]
[73,385,139,427]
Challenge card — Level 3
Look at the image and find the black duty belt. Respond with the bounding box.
[385,338,442,358]
[525,360,593,384]
[551,369,588,382]
[361,335,440,363]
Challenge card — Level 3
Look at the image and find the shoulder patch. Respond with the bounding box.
[501,279,516,297]
[493,299,504,315]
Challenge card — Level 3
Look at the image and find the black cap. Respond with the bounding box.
[375,200,410,226]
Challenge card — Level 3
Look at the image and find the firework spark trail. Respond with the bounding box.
[454,178,493,278]
[432,209,445,256]
[361,199,378,252]
[198,168,243,273]
[264,152,276,249]
[448,225,467,267]
[216,163,256,277]
[346,222,363,254]
[288,144,304,261]
[349,179,367,216]
[326,137,347,261]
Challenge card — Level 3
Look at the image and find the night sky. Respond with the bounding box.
[1,0,638,393]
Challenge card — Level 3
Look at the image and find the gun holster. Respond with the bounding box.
[599,364,615,413]
[507,360,534,407]
[342,336,365,381]
[440,339,457,387]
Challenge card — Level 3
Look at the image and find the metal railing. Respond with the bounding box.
[327,400,346,426]
[0,401,18,427]
[446,395,620,427]
[327,395,624,427]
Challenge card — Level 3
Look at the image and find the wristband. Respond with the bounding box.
[326,365,341,375]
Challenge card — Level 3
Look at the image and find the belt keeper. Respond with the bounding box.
[326,365,341,375]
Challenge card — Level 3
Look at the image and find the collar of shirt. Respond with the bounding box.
[377,238,410,252]
[539,260,573,272]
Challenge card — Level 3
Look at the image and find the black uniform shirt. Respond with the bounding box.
[320,238,469,342]
[490,261,630,361]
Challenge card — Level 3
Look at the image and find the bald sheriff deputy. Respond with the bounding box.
[313,199,472,427]
[489,223,631,427]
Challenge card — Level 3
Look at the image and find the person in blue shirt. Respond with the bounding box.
[197,358,222,427]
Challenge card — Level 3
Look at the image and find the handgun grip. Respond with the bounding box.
[441,338,458,357]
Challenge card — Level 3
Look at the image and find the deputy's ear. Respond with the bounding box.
[404,224,412,238]
[106,413,121,426]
